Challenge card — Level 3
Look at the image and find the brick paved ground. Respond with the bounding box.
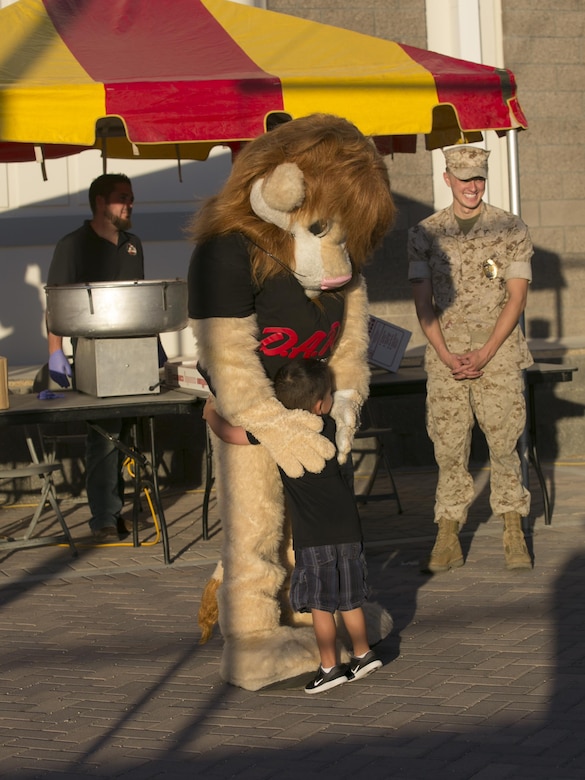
[1,461,585,779]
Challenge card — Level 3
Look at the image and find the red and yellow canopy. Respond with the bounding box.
[0,0,528,163]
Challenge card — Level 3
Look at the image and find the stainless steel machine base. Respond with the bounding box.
[74,336,160,398]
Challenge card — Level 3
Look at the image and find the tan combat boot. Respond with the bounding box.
[427,518,464,573]
[502,511,532,570]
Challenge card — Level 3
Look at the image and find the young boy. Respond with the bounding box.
[203,358,382,694]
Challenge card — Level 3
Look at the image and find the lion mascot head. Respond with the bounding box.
[189,113,394,295]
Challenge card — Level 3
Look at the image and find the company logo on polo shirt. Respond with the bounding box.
[127,243,137,255]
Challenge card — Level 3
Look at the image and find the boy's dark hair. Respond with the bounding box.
[88,173,132,214]
[274,358,332,413]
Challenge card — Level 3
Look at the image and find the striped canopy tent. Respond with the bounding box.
[0,0,527,171]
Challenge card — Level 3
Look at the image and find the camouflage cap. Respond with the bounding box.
[443,145,490,180]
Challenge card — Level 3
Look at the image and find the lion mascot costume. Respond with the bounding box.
[187,113,395,691]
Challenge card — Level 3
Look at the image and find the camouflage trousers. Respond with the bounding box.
[426,365,531,526]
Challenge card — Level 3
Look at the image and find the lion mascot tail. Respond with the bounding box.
[198,561,223,644]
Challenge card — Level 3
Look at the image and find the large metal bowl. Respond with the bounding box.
[45,279,188,337]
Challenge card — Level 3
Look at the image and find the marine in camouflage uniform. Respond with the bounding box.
[408,146,533,572]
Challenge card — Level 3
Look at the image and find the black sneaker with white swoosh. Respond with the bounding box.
[348,650,382,681]
[304,664,350,694]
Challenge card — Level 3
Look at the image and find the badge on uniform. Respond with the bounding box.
[482,258,498,279]
[127,243,137,255]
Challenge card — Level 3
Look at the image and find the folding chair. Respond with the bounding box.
[0,427,77,555]
[352,401,403,514]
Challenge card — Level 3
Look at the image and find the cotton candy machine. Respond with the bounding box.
[45,279,188,397]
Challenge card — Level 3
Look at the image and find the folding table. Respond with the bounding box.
[0,387,206,562]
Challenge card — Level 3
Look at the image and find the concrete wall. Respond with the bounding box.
[502,0,585,345]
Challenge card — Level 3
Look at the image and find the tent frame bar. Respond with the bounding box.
[506,128,531,505]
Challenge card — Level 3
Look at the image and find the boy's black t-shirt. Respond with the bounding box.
[249,415,362,550]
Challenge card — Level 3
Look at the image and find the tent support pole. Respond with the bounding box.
[506,129,531,517]
[34,145,47,182]
[101,137,108,174]
[175,145,183,183]
[507,128,521,216]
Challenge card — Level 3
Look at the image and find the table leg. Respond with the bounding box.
[527,385,552,525]
[202,423,213,540]
[147,417,171,563]
[87,421,171,563]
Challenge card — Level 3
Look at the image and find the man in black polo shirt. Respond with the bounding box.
[47,173,144,541]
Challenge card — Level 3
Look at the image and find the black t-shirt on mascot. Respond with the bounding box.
[188,233,346,382]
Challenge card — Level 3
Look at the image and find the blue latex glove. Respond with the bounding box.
[157,338,168,369]
[38,390,65,400]
[48,349,72,388]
